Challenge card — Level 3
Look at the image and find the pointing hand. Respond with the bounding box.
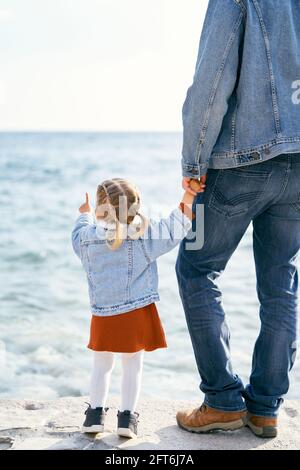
[79,192,93,214]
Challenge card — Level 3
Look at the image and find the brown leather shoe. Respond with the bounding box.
[176,403,246,433]
[246,412,278,438]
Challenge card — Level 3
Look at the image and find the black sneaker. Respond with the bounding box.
[117,410,139,438]
[82,404,108,433]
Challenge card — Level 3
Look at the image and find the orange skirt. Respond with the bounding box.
[87,303,167,353]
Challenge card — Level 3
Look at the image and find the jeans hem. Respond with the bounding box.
[204,399,247,413]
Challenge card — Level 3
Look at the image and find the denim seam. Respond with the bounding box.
[214,190,264,207]
[79,232,83,259]
[195,11,244,164]
[81,239,107,245]
[225,168,270,177]
[207,169,224,212]
[125,240,133,303]
[212,137,300,158]
[139,238,151,265]
[204,399,246,412]
[182,162,208,173]
[233,0,247,16]
[91,293,160,315]
[82,236,137,245]
[231,102,238,152]
[85,242,96,306]
[89,274,97,306]
[270,159,291,205]
[252,0,282,137]
[139,239,153,290]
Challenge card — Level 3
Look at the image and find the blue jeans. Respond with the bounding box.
[176,153,300,417]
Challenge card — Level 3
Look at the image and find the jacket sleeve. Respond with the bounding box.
[182,0,245,178]
[142,208,192,262]
[71,212,94,258]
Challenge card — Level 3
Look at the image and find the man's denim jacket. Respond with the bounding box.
[72,209,191,316]
[182,0,300,177]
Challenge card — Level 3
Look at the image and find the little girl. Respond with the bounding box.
[72,178,202,438]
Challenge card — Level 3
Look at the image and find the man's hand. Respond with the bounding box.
[182,175,207,196]
[79,192,93,214]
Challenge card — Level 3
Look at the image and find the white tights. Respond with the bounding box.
[89,350,144,412]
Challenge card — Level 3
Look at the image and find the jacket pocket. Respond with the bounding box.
[208,167,270,218]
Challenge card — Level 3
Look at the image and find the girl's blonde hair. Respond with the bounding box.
[96,178,148,250]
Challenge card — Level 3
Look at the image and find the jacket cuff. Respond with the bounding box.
[182,161,208,178]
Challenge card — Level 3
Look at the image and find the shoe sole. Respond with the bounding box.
[117,427,137,439]
[82,424,104,434]
[176,417,244,434]
[244,418,277,439]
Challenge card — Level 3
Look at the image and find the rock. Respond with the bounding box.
[23,402,44,411]
[0,436,14,450]
[0,397,299,450]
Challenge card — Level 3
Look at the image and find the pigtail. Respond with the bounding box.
[106,218,123,251]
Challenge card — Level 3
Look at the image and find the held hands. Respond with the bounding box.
[79,192,93,214]
[180,176,206,219]
[182,175,207,196]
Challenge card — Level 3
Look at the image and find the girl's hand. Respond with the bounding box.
[182,176,206,196]
[180,177,206,219]
[181,190,195,206]
[79,192,93,214]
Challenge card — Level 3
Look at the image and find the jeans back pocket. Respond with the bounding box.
[208,167,270,218]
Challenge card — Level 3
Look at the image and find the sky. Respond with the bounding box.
[0,0,208,131]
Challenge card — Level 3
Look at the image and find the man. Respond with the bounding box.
[176,0,300,438]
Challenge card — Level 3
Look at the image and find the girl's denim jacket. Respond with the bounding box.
[72,208,191,316]
[182,0,300,178]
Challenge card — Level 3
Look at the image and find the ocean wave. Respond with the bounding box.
[1,132,299,401]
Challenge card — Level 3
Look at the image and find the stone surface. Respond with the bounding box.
[0,397,299,450]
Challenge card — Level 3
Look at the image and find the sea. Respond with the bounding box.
[0,132,299,401]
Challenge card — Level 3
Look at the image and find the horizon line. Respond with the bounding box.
[0,129,182,134]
